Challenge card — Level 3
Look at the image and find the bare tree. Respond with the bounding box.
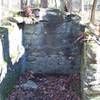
[47,0,64,11]
[90,0,97,24]
[80,0,85,22]
[40,0,48,8]
[81,0,84,13]
[64,0,72,13]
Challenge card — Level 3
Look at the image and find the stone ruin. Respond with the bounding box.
[0,8,85,99]
[22,8,84,74]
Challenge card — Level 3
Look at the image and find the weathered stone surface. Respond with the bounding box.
[0,10,85,99]
[82,40,100,100]
[20,80,38,90]
[23,11,84,74]
[39,8,64,23]
[65,14,81,23]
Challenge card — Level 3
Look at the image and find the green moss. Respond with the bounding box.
[0,66,21,100]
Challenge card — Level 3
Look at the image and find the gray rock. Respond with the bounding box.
[65,14,81,23]
[8,17,24,23]
[23,10,84,74]
[20,80,38,90]
[39,8,64,24]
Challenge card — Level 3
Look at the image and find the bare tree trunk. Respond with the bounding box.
[55,0,57,8]
[48,0,64,11]
[65,0,72,13]
[0,0,2,22]
[48,0,56,8]
[40,0,48,8]
[69,0,72,13]
[80,0,85,22]
[90,0,97,24]
[81,0,84,13]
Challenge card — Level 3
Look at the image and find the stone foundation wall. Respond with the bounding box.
[23,19,84,74]
[0,13,85,99]
[82,40,100,100]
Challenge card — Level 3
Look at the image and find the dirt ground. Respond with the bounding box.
[8,71,81,100]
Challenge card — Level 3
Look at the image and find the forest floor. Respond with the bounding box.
[8,71,81,100]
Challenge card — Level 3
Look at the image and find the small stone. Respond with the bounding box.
[59,52,64,55]
[20,80,38,90]
[62,40,66,43]
[44,31,47,34]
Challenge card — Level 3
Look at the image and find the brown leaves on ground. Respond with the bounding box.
[8,71,81,100]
